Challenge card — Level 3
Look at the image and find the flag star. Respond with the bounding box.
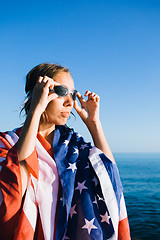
[60,196,66,206]
[82,218,98,234]
[73,148,79,154]
[97,194,104,202]
[92,176,99,186]
[100,212,111,224]
[67,162,77,173]
[80,143,88,150]
[85,163,89,169]
[75,181,88,194]
[93,196,98,205]
[63,235,70,240]
[64,140,69,147]
[70,204,77,218]
[76,133,82,138]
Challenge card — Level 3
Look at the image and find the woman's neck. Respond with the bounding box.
[38,122,55,145]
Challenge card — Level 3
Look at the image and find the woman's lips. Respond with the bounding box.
[61,112,70,118]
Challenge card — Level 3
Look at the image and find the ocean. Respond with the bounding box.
[114,153,160,240]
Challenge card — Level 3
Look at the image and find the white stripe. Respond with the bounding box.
[23,180,38,230]
[89,147,118,240]
[5,131,18,146]
[35,138,59,240]
[119,193,127,221]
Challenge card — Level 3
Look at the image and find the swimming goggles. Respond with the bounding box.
[50,85,77,101]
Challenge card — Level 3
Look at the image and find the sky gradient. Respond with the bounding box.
[0,0,160,153]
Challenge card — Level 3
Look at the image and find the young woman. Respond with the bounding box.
[0,63,130,239]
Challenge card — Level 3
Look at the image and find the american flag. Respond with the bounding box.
[0,125,130,239]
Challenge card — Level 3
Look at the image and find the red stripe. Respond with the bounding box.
[14,210,35,239]
[0,144,22,222]
[0,134,12,149]
[25,148,39,179]
[118,217,131,240]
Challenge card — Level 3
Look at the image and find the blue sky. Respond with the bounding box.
[0,0,160,153]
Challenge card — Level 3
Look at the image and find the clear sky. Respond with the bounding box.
[0,0,160,153]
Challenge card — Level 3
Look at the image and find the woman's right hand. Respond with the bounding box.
[29,76,58,115]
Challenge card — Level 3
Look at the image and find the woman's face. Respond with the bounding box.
[45,72,75,125]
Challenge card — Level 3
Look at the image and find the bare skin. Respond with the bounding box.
[17,72,115,197]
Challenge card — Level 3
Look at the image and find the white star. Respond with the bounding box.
[100,212,110,224]
[97,194,104,202]
[75,181,88,194]
[93,196,98,205]
[85,163,89,169]
[70,204,77,218]
[92,176,99,186]
[82,218,98,234]
[76,133,82,138]
[63,235,70,240]
[67,162,77,173]
[60,196,66,206]
[73,148,79,154]
[80,143,88,150]
[64,140,69,147]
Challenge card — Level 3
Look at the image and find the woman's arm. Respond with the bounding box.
[74,91,115,163]
[17,76,58,195]
[86,119,115,163]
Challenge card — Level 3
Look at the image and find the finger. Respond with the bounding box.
[86,92,97,101]
[84,91,97,101]
[38,76,43,83]
[44,75,61,85]
[44,80,54,92]
[92,93,96,97]
[96,95,100,102]
[73,99,82,114]
[89,92,96,99]
[84,90,91,96]
[45,77,62,91]
[76,92,86,104]
[42,76,48,83]
[91,94,100,102]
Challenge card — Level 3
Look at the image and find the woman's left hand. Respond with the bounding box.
[74,91,100,126]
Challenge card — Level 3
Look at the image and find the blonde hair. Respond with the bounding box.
[20,63,70,122]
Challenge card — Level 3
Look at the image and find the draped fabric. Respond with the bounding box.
[0,125,130,240]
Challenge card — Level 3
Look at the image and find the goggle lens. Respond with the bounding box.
[54,85,68,97]
[52,85,77,100]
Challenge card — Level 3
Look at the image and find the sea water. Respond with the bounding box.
[115,153,160,240]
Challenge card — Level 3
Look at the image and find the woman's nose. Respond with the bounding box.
[63,94,73,107]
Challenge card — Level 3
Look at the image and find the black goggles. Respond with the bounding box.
[50,85,77,101]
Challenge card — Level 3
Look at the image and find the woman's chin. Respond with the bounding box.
[54,118,68,126]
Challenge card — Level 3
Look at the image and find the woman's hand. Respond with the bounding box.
[74,91,115,163]
[74,91,100,127]
[29,76,58,115]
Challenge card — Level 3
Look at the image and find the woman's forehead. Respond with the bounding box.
[53,72,75,89]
